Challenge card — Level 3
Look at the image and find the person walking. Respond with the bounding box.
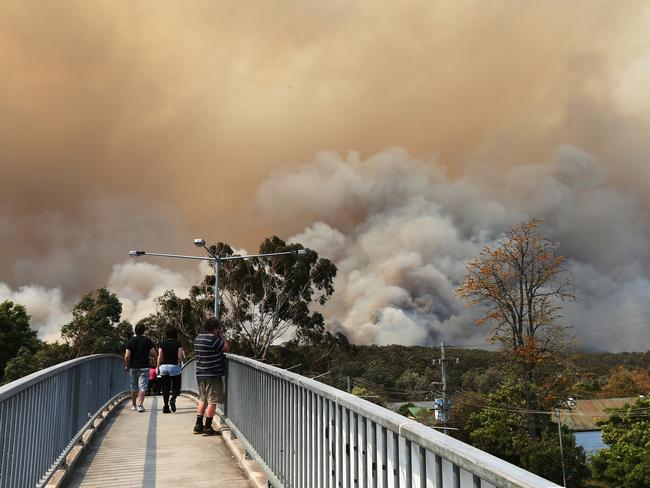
[157,326,185,413]
[193,317,230,436]
[124,321,157,412]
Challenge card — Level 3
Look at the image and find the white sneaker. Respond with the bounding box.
[131,405,137,411]
[137,405,145,412]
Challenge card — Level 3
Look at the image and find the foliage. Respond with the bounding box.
[2,342,72,384]
[269,330,349,374]
[61,288,130,357]
[596,366,650,399]
[0,301,39,379]
[220,236,336,359]
[460,367,505,395]
[457,218,575,437]
[466,380,589,486]
[397,402,416,416]
[350,385,383,406]
[396,369,430,394]
[591,397,650,488]
[523,428,591,487]
[466,380,533,464]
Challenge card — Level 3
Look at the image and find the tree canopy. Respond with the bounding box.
[0,300,39,378]
[2,342,71,384]
[591,397,650,488]
[61,288,132,357]
[457,218,575,437]
[596,366,650,399]
[220,236,336,359]
[466,379,590,487]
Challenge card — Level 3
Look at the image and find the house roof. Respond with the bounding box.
[559,398,639,431]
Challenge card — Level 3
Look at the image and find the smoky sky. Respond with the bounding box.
[1,1,650,350]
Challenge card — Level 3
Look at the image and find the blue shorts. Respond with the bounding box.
[159,364,181,376]
[130,368,150,392]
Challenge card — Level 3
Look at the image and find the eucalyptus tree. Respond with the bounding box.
[61,288,132,357]
[220,236,336,360]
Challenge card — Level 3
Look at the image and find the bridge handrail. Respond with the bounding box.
[182,354,560,488]
[0,354,129,488]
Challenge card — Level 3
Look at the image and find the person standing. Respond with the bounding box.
[193,317,230,436]
[157,326,186,413]
[124,321,156,412]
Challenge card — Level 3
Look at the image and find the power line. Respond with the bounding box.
[453,390,650,418]
[581,320,650,335]
[353,378,434,395]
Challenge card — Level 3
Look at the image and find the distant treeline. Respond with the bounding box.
[267,338,650,405]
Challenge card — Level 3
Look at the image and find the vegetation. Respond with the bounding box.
[596,366,650,399]
[457,218,575,438]
[465,379,590,486]
[591,397,650,488]
[132,236,336,359]
[220,236,336,359]
[0,301,39,379]
[61,288,133,357]
[3,341,71,383]
[1,289,133,385]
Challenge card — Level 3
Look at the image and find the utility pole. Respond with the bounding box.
[556,408,567,487]
[346,376,352,393]
[441,342,448,429]
[432,342,457,435]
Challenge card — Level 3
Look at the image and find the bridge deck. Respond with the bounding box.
[64,396,251,488]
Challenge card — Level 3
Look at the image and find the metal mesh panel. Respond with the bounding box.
[0,355,129,488]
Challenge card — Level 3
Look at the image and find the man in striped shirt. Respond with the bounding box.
[193,317,230,436]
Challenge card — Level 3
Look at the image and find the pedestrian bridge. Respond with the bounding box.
[0,354,561,488]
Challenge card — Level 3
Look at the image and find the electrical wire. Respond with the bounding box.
[453,389,650,418]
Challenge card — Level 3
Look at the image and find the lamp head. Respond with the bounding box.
[295,249,308,255]
[194,238,206,247]
[129,250,145,257]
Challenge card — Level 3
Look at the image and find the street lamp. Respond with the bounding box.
[129,239,307,319]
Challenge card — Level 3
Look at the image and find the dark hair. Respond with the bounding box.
[134,321,146,336]
[204,317,220,332]
[164,326,178,340]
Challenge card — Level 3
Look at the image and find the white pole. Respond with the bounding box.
[556,408,567,487]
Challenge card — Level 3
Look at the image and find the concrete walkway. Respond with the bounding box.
[64,396,252,488]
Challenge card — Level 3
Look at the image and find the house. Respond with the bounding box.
[558,397,639,456]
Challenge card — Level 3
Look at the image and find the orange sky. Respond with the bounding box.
[1,0,650,291]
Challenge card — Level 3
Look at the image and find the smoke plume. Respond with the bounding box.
[1,1,650,351]
[259,146,650,351]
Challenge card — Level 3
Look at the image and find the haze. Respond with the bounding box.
[2,1,650,351]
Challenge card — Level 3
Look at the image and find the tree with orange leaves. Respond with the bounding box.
[457,218,575,439]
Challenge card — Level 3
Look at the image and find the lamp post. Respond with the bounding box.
[129,239,307,319]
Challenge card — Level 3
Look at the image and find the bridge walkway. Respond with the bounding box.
[63,396,251,488]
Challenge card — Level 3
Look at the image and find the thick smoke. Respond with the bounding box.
[2,2,650,351]
[257,146,650,352]
[4,195,190,294]
[4,146,650,351]
[0,283,70,342]
[2,0,650,280]
[0,260,208,340]
[106,261,209,325]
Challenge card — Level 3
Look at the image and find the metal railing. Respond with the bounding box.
[181,355,560,488]
[180,357,199,394]
[0,354,129,488]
